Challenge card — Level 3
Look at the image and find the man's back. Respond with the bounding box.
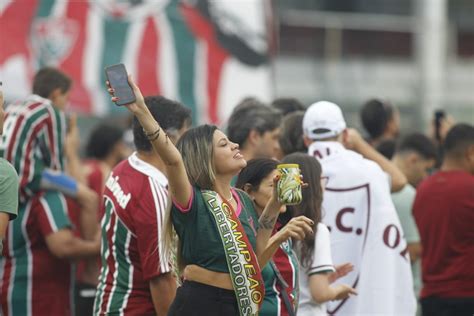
[308,141,416,315]
[310,141,396,221]
[94,153,171,315]
[0,94,74,316]
[0,95,65,201]
[414,170,474,299]
[0,189,73,316]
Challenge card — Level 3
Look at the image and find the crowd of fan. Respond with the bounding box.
[0,67,473,316]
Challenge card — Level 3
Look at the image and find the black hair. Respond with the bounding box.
[32,67,72,98]
[376,139,397,159]
[279,111,307,156]
[235,158,278,191]
[443,123,474,158]
[86,124,124,159]
[235,158,294,226]
[396,133,437,160]
[227,102,282,147]
[360,99,394,140]
[233,97,266,111]
[282,153,323,268]
[271,97,305,116]
[133,96,192,152]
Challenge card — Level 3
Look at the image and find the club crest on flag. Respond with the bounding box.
[322,184,371,314]
[32,18,79,66]
[1,0,273,117]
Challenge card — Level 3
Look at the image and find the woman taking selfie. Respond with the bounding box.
[108,77,312,316]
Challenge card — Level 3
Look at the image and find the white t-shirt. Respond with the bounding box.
[307,141,416,316]
[297,223,335,316]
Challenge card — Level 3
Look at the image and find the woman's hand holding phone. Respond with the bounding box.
[107,75,144,113]
[106,76,158,134]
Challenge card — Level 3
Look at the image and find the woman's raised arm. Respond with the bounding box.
[108,76,192,206]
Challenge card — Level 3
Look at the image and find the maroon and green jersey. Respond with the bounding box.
[260,222,300,316]
[0,94,66,202]
[94,153,171,315]
[0,94,74,316]
[0,191,73,316]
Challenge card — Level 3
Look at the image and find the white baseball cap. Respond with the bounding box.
[303,101,347,140]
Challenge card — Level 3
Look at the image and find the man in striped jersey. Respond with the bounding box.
[0,67,101,316]
[70,123,131,316]
[94,95,191,315]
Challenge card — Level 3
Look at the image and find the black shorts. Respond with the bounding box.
[168,281,238,316]
[75,282,96,316]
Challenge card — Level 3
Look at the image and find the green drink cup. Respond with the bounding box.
[277,164,302,205]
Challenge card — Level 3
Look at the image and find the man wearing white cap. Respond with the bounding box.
[302,101,416,315]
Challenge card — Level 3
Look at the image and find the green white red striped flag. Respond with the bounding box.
[0,0,274,124]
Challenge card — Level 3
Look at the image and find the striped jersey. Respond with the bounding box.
[0,94,66,202]
[0,94,72,316]
[0,191,73,316]
[260,222,299,316]
[94,153,171,315]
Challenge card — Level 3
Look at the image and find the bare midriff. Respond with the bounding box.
[183,264,233,290]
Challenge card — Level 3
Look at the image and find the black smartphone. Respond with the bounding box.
[434,110,445,142]
[104,63,136,106]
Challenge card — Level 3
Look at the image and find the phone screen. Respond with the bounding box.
[105,64,136,106]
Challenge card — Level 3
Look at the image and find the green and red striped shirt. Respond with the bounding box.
[94,154,171,315]
[0,191,73,316]
[260,223,300,316]
[0,94,72,316]
[0,94,66,202]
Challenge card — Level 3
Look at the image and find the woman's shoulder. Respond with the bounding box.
[234,188,248,198]
[234,188,254,206]
[171,185,202,215]
[233,187,247,196]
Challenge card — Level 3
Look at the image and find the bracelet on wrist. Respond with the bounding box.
[143,126,160,136]
[148,130,161,141]
[143,126,161,140]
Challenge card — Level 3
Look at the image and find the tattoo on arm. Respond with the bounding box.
[258,214,277,230]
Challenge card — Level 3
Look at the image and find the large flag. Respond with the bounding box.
[308,141,416,315]
[0,0,274,124]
